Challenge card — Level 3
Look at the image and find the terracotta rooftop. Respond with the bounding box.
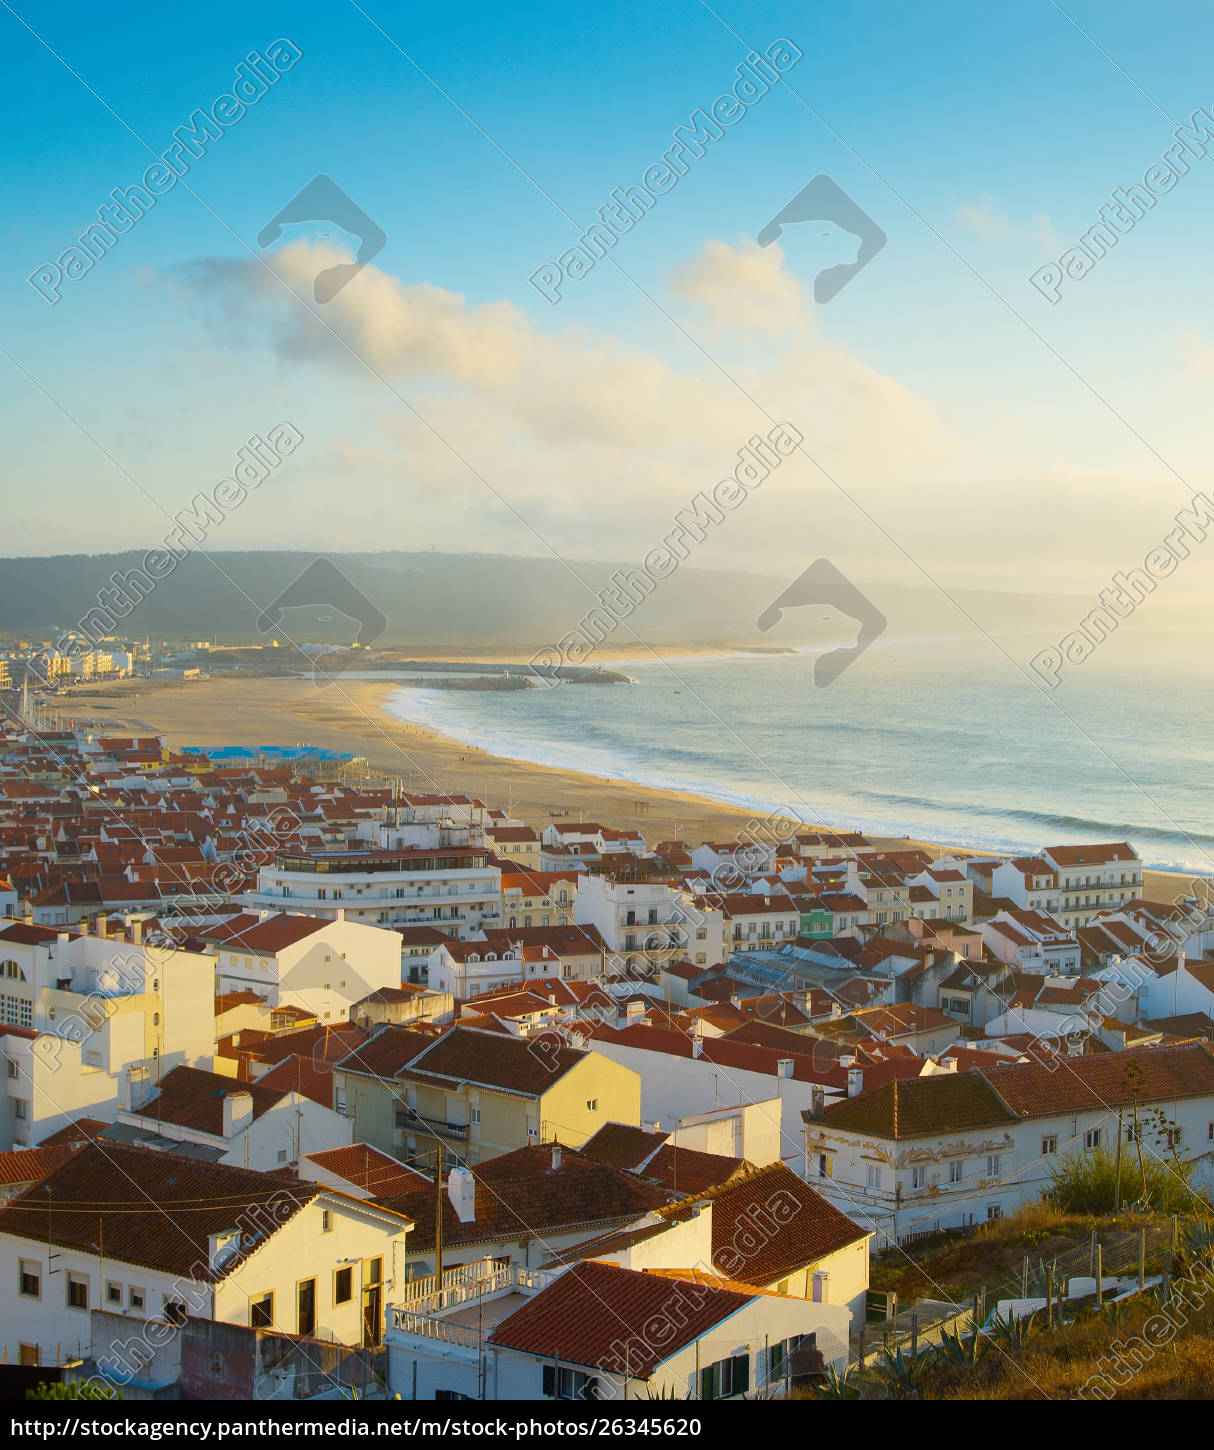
[488,1260,755,1377]
[129,1065,285,1137]
[0,1142,319,1280]
[378,1143,668,1250]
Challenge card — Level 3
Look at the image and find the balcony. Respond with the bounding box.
[389,1261,560,1350]
[394,1105,469,1140]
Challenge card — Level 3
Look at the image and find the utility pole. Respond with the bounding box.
[1114,1108,1123,1211]
[434,1140,445,1282]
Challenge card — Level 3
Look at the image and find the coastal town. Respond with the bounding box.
[0,684,1211,1403]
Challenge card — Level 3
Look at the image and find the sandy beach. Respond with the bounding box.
[52,675,1200,902]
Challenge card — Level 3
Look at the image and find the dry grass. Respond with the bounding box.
[937,1293,1214,1399]
[871,1204,1155,1301]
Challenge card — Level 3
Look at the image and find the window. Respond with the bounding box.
[949,1160,964,1184]
[986,1204,1003,1221]
[277,1149,288,1163]
[436,1390,473,1400]
[911,1166,926,1190]
[1041,1135,1057,1155]
[700,1354,750,1400]
[13,1100,27,1121]
[297,1278,317,1338]
[19,1260,40,1299]
[365,1257,383,1286]
[817,1153,833,1180]
[866,1164,881,1190]
[541,1365,601,1399]
[1085,1128,1102,1150]
[5,1058,16,1079]
[471,1107,481,1125]
[986,1154,1001,1178]
[769,1334,812,1383]
[586,1099,598,1112]
[128,1287,144,1311]
[250,1292,274,1329]
[164,1299,187,1326]
[18,1344,39,1367]
[67,1274,89,1310]
[321,1209,333,1234]
[106,1281,122,1306]
[334,1267,353,1305]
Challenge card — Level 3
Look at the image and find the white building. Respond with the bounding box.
[107,1063,352,1170]
[574,874,696,974]
[250,845,501,942]
[387,1257,849,1400]
[0,919,213,1149]
[203,911,403,1023]
[804,1042,1214,1244]
[0,1141,413,1368]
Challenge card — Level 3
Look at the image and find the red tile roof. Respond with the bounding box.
[0,1142,319,1280]
[662,1163,868,1282]
[131,1065,285,1136]
[378,1144,668,1250]
[303,1144,428,1196]
[488,1260,756,1376]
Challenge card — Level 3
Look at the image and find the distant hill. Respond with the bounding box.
[0,549,1181,649]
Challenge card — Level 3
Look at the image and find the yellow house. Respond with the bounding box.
[335,1024,640,1166]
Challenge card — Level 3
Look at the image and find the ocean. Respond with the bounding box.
[372,628,1214,875]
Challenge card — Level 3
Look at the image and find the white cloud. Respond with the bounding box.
[957,195,1058,251]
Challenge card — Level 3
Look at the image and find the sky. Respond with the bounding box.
[4,0,1214,608]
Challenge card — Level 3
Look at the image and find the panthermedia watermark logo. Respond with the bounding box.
[757,558,886,685]
[758,174,886,302]
[256,557,387,686]
[258,175,387,302]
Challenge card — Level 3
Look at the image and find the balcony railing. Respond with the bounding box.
[390,1262,560,1346]
[394,1106,469,1140]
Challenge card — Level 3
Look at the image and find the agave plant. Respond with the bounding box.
[988,1308,1040,1353]
[811,1365,864,1400]
[935,1325,989,1371]
[868,1345,937,1400]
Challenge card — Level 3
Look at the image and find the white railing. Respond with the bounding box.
[390,1262,560,1339]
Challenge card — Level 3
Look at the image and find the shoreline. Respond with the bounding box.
[43,674,1204,902]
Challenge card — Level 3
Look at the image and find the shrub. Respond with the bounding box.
[1043,1145,1198,1216]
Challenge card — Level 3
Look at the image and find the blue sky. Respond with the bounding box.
[4,0,1214,605]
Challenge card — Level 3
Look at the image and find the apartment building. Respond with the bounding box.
[203,911,403,1023]
[0,919,213,1149]
[1040,843,1144,927]
[333,1024,641,1165]
[804,1043,1214,1242]
[575,873,697,974]
[249,845,501,941]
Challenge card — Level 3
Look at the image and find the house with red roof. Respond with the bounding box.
[201,911,404,1025]
[385,1254,849,1400]
[0,1142,412,1368]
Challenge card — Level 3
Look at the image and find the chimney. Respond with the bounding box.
[94,915,107,940]
[691,1036,704,1059]
[446,1166,476,1223]
[808,1085,826,1119]
[847,1067,864,1098]
[130,917,143,944]
[777,1057,793,1079]
[830,1001,842,1019]
[550,1143,563,1172]
[221,1090,255,1140]
[57,930,70,945]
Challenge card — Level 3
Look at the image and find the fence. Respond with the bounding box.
[858,1217,1183,1364]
